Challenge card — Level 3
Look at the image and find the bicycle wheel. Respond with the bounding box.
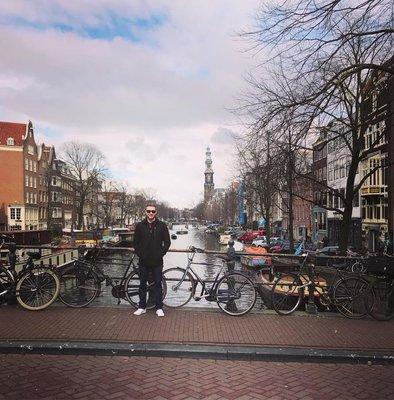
[366,278,394,321]
[0,266,15,305]
[124,269,167,310]
[216,272,256,316]
[58,265,100,308]
[16,267,60,311]
[333,276,370,319]
[271,273,304,315]
[162,267,194,308]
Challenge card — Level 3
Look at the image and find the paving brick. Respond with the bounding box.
[0,306,393,352]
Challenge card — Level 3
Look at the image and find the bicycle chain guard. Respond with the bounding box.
[111,285,126,299]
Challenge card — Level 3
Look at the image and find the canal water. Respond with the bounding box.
[90,224,265,310]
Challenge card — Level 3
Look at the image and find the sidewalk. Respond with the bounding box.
[0,306,393,363]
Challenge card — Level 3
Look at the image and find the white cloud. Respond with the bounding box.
[0,0,263,208]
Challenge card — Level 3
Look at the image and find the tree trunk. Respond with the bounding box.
[339,204,352,254]
[77,196,84,230]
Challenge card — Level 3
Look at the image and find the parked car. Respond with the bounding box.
[268,237,280,245]
[317,246,340,255]
[270,240,291,253]
[252,238,269,248]
[239,231,256,243]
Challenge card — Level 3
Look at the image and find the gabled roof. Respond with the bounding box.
[0,121,27,146]
[38,143,56,162]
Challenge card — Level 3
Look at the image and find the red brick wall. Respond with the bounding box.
[0,148,23,227]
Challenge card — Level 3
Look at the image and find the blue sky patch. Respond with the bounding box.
[0,12,167,43]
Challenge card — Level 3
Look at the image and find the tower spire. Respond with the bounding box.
[204,146,214,203]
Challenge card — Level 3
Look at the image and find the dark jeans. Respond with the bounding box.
[138,265,163,310]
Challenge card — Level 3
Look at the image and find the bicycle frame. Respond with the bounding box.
[173,250,228,300]
[73,249,137,290]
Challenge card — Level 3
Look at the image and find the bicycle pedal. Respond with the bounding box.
[194,297,201,301]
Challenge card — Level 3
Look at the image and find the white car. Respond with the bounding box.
[252,236,280,247]
[252,238,268,247]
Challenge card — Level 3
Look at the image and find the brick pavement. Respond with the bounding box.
[0,354,393,400]
[0,306,393,351]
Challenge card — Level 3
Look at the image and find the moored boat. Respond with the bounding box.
[241,245,272,268]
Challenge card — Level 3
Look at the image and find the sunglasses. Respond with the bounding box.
[146,210,156,214]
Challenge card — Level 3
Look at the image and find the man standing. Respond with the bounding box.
[133,203,171,317]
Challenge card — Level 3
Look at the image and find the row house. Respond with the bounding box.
[0,121,76,232]
[0,121,39,231]
[280,177,313,241]
[37,145,76,231]
[308,56,393,250]
[311,130,328,242]
[56,159,77,230]
[360,55,393,251]
[326,125,362,248]
[37,144,54,229]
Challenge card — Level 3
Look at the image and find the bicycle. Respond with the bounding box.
[270,251,371,318]
[0,235,60,311]
[58,246,166,308]
[364,254,394,321]
[162,246,256,316]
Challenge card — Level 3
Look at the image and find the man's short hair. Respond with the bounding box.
[145,202,157,209]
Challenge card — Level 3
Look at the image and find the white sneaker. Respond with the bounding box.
[156,309,164,317]
[133,308,146,316]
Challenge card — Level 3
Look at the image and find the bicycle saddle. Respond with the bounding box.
[27,252,41,260]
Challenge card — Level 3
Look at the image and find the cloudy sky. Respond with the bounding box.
[0,0,262,208]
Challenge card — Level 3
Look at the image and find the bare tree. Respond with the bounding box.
[60,142,106,230]
[237,7,393,253]
[243,0,393,75]
[97,180,119,228]
[237,126,281,244]
[192,201,205,221]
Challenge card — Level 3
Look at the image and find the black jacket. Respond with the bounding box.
[133,218,171,267]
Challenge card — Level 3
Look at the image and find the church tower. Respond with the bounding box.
[204,146,214,203]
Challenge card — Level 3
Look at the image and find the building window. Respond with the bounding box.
[25,175,29,187]
[25,159,28,170]
[34,177,37,188]
[10,208,21,220]
[52,176,61,187]
[52,192,61,202]
[52,207,62,218]
[33,161,37,172]
[28,145,34,155]
[28,159,32,171]
[7,137,15,145]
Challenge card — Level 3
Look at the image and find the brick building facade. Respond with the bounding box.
[0,121,40,231]
[0,121,76,232]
